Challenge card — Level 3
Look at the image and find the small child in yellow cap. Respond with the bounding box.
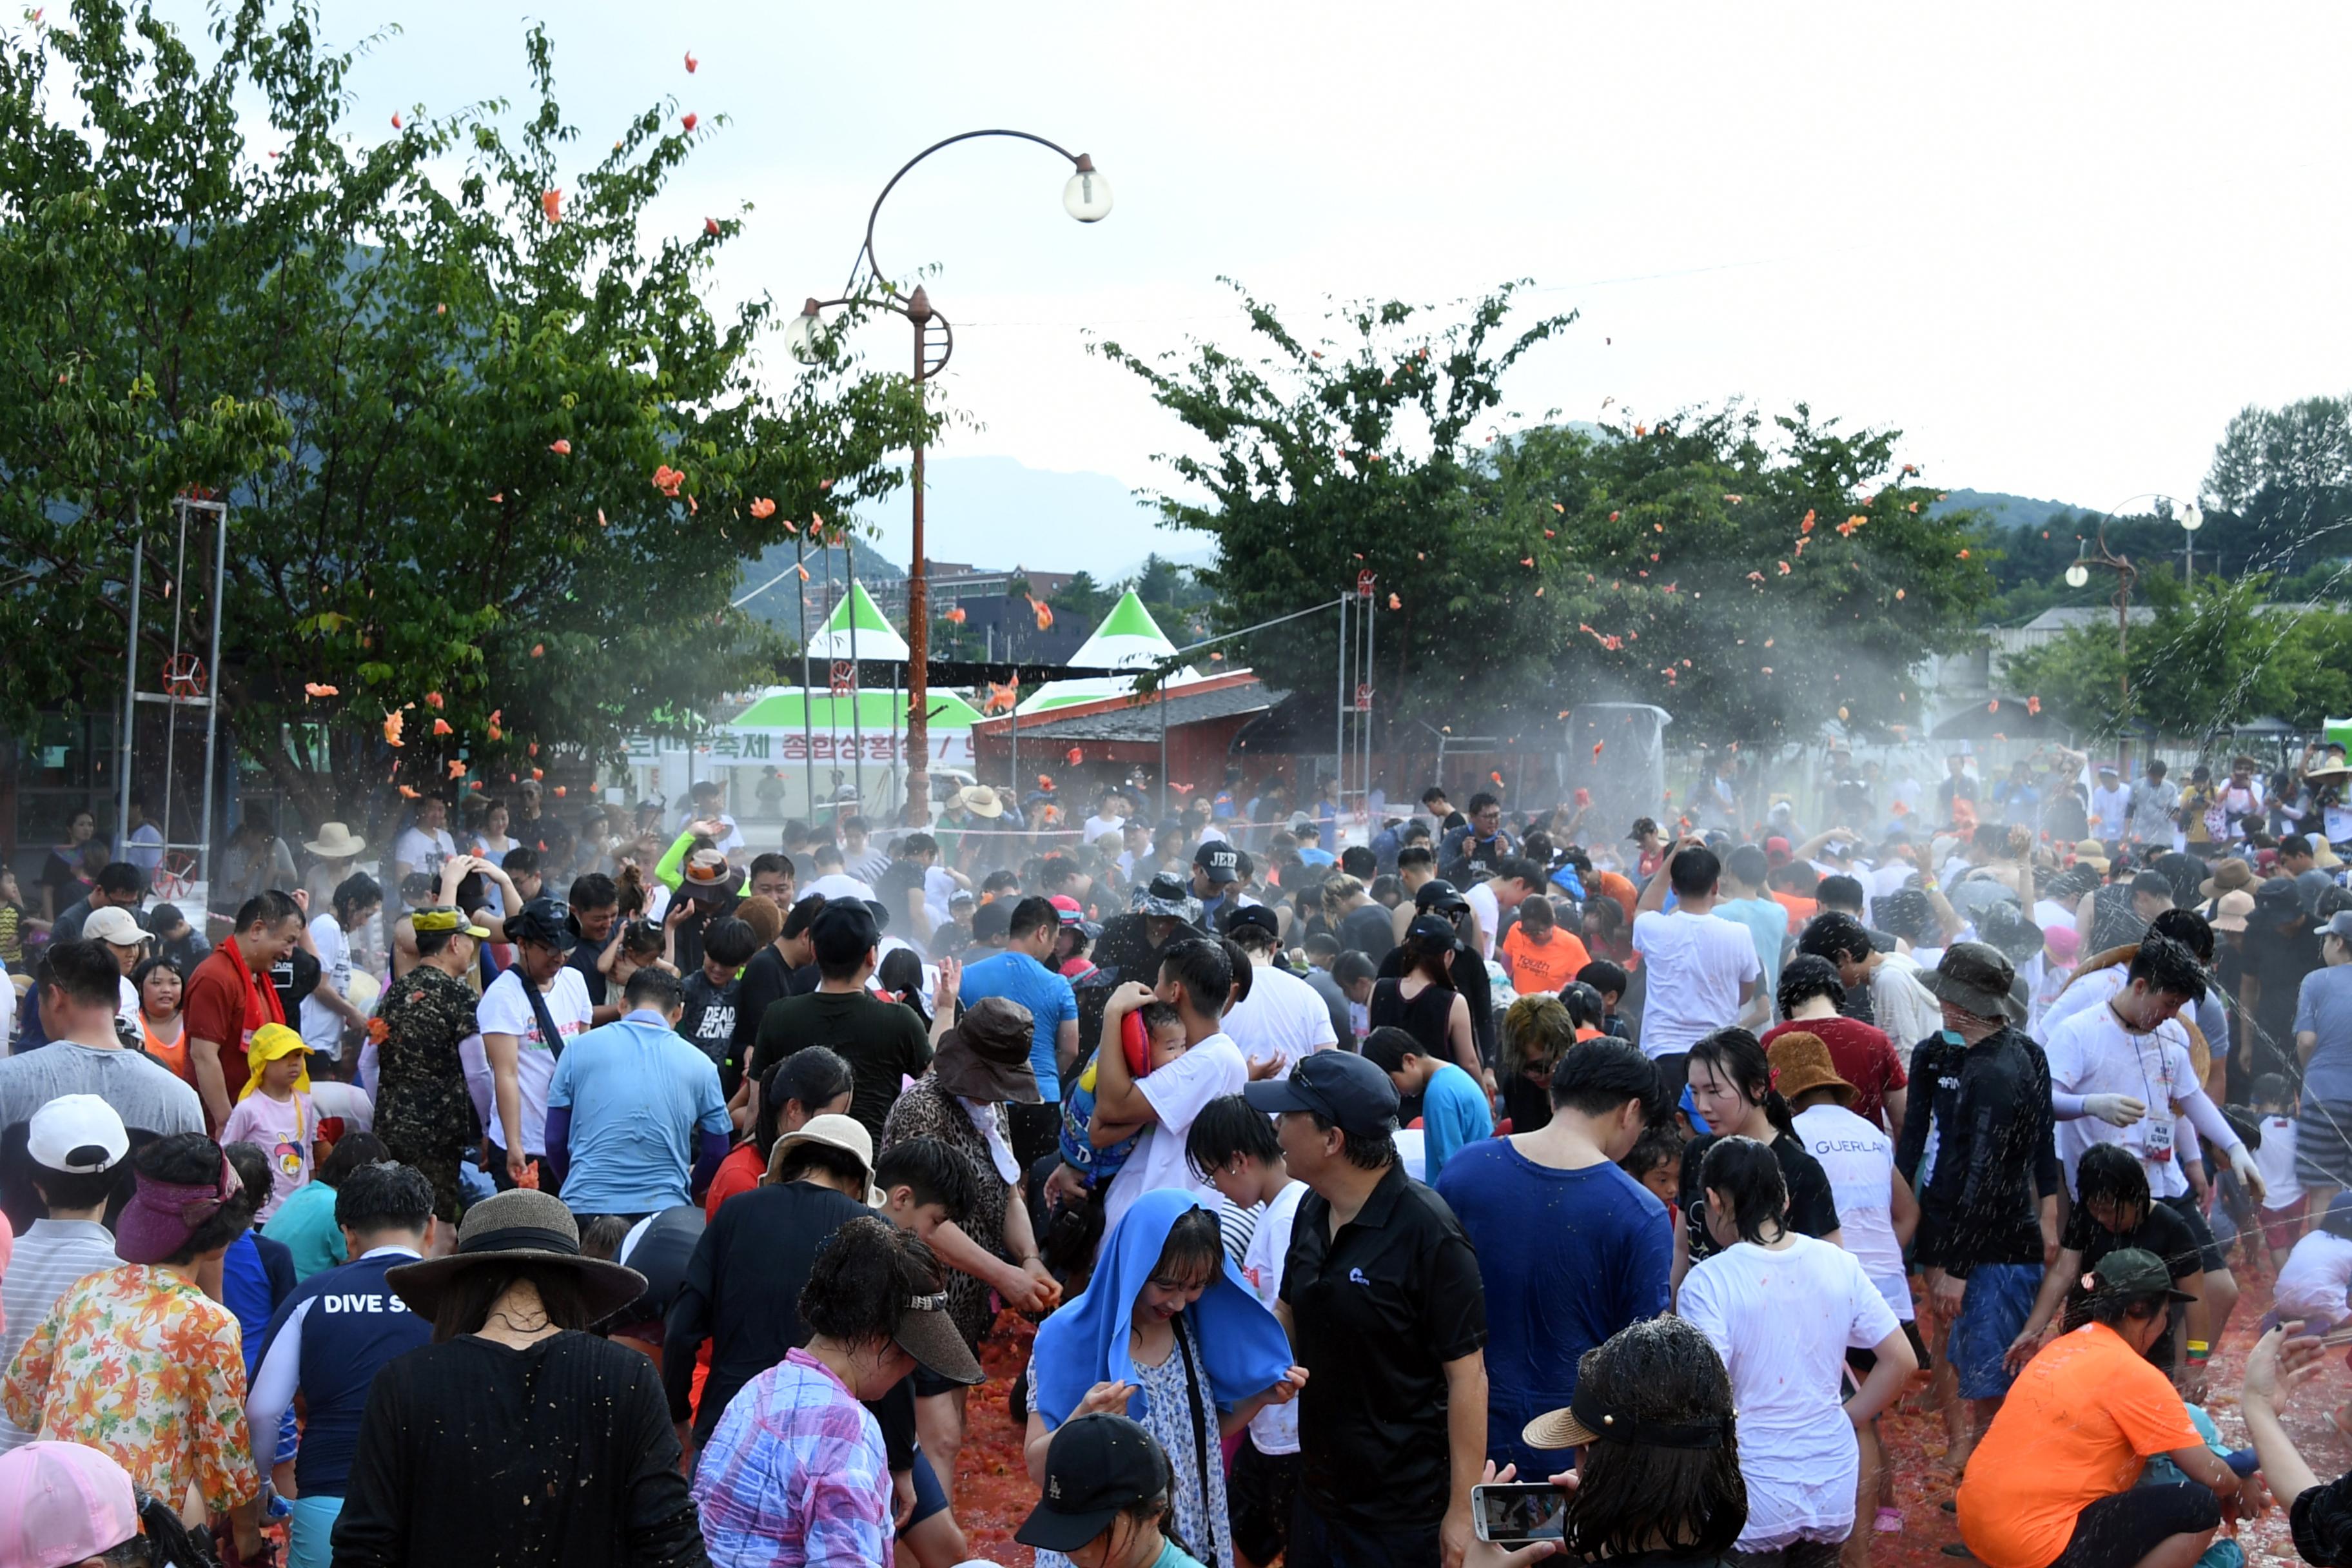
[219,1021,315,1220]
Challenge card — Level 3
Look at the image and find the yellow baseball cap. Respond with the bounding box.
[240,1022,314,1102]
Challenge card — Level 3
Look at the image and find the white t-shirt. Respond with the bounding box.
[1678,1234,1899,1550]
[1222,963,1338,1080]
[300,914,353,1056]
[1082,813,1127,844]
[2257,1115,2304,1211]
[1465,881,1500,962]
[1870,862,1913,903]
[1630,908,1759,1057]
[1794,1104,1911,1320]
[392,825,456,879]
[803,872,879,905]
[2043,1003,2200,1199]
[2275,1228,2352,1322]
[923,867,957,930]
[1103,1032,1249,1233]
[1237,1180,1307,1454]
[475,966,594,1155]
[309,1079,374,1132]
[2034,964,2124,1044]
[1869,952,1944,1053]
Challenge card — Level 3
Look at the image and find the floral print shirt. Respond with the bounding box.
[1,1263,259,1513]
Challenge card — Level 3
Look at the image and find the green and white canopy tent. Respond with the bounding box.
[1016,590,1206,714]
[801,580,911,662]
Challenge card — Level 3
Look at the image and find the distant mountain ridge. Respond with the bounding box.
[1931,487,2095,529]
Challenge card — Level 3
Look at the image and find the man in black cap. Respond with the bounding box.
[477,896,594,1188]
[1894,939,2062,1475]
[1377,879,1497,1081]
[1248,1051,1488,1568]
[1192,839,1244,932]
[747,901,933,1144]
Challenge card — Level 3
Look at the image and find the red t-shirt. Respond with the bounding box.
[182,937,285,1128]
[1761,1015,1908,1128]
[703,1143,765,1219]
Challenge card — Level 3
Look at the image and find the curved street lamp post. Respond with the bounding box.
[786,131,1110,824]
[2061,492,2202,756]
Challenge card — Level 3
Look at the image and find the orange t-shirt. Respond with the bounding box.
[1956,1322,2200,1568]
[1593,871,1638,922]
[1502,926,1592,996]
[1769,890,1818,928]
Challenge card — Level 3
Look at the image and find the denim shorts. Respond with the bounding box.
[1948,1262,2042,1400]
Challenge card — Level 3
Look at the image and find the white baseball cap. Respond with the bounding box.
[26,1095,129,1175]
[79,907,145,949]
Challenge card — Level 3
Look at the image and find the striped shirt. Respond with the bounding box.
[0,1220,119,1452]
[691,1348,891,1568]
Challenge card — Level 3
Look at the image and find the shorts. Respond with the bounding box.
[2044,1484,2219,1568]
[1948,1262,2042,1400]
[287,1494,345,1568]
[2295,1102,2352,1190]
[1229,1435,1302,1568]
[912,1365,963,1400]
[1847,1318,1930,1380]
[1288,1494,1437,1568]
[897,1449,949,1534]
[2155,1194,2231,1275]
[1729,1543,1844,1568]
[2260,1195,2309,1253]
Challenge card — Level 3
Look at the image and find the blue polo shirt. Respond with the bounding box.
[957,950,1079,1101]
[251,1248,434,1496]
[547,1010,731,1215]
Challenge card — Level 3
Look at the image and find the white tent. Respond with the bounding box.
[803,580,910,663]
[1017,589,1204,713]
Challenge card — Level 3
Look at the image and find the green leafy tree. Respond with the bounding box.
[2201,397,2352,577]
[1048,569,1117,630]
[0,0,934,830]
[2001,572,2352,747]
[1099,283,1993,747]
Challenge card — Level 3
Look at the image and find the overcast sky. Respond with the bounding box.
[164,2,2352,561]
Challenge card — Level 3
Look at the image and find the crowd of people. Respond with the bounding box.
[8,746,2352,1568]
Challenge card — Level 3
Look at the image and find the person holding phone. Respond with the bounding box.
[1466,1315,1751,1568]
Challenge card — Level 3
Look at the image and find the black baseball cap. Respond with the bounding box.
[1413,877,1469,915]
[1016,1414,1171,1553]
[1245,1048,1400,1137]
[1222,904,1281,940]
[810,900,880,967]
[1405,913,1460,946]
[1194,840,1240,885]
[504,897,577,954]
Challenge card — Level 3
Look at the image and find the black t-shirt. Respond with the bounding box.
[1338,903,1397,963]
[731,946,801,1070]
[2061,1201,2201,1282]
[678,971,741,1077]
[1678,1130,1841,1267]
[564,941,609,1008]
[1282,1162,1487,1529]
[747,990,932,1144]
[2247,919,2324,1067]
[876,859,927,923]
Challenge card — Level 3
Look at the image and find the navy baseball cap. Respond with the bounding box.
[1017,1415,1171,1553]
[1245,1050,1399,1138]
[1193,841,1240,885]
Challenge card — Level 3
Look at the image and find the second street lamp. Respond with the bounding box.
[788,130,1109,825]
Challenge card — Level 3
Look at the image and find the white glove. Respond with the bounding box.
[2081,1093,2148,1128]
[2230,1142,2269,1206]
